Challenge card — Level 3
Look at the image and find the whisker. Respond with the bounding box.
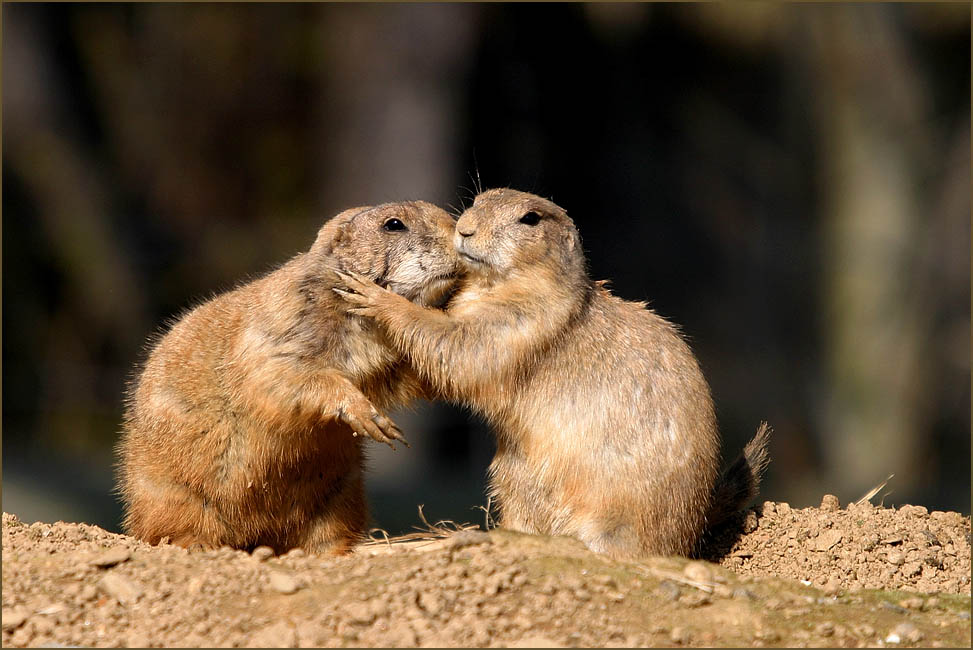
[472,149,483,194]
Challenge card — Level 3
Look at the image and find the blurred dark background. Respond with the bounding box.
[3,3,970,536]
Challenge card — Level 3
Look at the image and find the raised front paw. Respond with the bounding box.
[336,395,409,449]
[330,269,390,318]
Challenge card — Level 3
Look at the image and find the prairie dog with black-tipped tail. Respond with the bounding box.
[335,189,768,558]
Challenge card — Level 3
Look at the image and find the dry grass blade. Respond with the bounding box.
[636,565,715,593]
[359,504,479,549]
[474,496,497,531]
[855,473,895,505]
[365,527,393,548]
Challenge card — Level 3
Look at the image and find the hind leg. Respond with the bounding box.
[122,474,241,549]
[290,474,368,555]
[582,507,701,559]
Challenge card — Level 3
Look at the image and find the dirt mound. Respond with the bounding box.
[706,496,971,595]
[2,500,970,648]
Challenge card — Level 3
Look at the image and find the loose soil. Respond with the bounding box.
[2,496,970,648]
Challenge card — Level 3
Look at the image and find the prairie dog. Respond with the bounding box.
[118,201,459,554]
[335,189,767,558]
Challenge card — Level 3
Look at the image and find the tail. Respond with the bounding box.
[706,421,772,530]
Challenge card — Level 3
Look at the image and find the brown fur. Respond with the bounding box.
[706,421,771,531]
[117,201,459,554]
[336,189,767,559]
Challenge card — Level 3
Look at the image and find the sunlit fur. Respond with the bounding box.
[117,201,459,554]
[341,189,725,558]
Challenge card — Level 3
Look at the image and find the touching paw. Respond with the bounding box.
[335,396,409,449]
[331,268,390,317]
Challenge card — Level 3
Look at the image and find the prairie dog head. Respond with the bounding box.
[313,201,460,307]
[454,189,585,282]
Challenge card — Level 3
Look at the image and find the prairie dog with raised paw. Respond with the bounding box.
[335,189,769,558]
[118,201,459,554]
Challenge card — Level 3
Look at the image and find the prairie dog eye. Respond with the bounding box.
[383,218,408,232]
[519,211,541,226]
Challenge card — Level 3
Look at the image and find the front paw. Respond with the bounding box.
[331,269,390,317]
[335,396,409,449]
[332,288,380,318]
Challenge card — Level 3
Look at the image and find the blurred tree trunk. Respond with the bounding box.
[313,3,479,215]
[3,8,151,455]
[804,6,948,500]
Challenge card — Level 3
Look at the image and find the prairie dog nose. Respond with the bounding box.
[456,215,477,238]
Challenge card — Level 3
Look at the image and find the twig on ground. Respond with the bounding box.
[636,565,716,593]
[366,528,392,548]
[473,497,496,531]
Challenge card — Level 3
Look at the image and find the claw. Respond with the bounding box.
[333,287,366,302]
[372,414,409,448]
[334,268,363,285]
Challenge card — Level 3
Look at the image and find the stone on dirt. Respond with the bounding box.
[268,571,300,595]
[98,573,143,605]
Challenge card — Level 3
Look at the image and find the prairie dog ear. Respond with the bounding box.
[312,206,370,256]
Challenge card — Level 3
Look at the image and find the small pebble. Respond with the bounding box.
[814,530,843,552]
[820,494,840,512]
[669,627,690,644]
[889,622,923,644]
[98,573,143,605]
[901,561,921,577]
[682,561,713,585]
[268,571,300,594]
[822,577,842,595]
[89,547,131,568]
[251,546,274,561]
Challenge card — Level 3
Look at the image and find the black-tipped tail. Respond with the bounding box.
[706,421,772,530]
